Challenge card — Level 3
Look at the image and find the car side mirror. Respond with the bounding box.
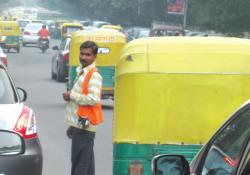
[0,130,23,156]
[17,87,27,102]
[52,46,59,50]
[152,155,190,175]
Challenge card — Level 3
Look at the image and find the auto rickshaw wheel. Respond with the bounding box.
[51,70,56,79]
[16,47,20,53]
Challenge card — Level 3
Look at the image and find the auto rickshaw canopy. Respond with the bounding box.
[61,22,83,38]
[69,29,126,67]
[0,21,20,36]
[114,37,250,144]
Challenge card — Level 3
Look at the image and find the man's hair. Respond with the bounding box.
[80,41,98,55]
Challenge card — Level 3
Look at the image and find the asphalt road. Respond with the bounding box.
[6,40,113,175]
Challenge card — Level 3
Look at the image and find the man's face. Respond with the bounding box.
[79,48,96,68]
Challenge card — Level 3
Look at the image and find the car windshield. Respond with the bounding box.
[18,21,29,28]
[25,24,43,31]
[0,67,17,104]
[66,27,82,34]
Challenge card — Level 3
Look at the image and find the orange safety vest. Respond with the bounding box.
[77,67,104,125]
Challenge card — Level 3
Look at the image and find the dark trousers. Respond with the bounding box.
[71,127,95,175]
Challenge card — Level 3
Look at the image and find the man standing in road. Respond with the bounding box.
[62,41,103,175]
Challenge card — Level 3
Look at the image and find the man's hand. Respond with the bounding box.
[62,91,71,101]
[66,126,73,139]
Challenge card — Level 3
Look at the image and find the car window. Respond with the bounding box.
[66,26,82,34]
[200,108,250,175]
[0,68,17,104]
[25,24,42,31]
[65,39,71,50]
[18,21,29,28]
[59,38,68,50]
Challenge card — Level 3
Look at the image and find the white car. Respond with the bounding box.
[0,62,43,174]
[0,47,8,66]
[22,23,43,46]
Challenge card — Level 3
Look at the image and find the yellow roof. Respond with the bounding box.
[101,24,123,31]
[62,23,83,27]
[71,29,126,43]
[117,37,250,77]
[0,21,19,26]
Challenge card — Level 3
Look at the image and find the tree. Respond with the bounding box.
[188,0,250,35]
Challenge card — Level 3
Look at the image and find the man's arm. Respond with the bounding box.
[70,72,102,105]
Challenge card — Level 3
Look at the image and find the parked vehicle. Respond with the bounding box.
[68,28,126,99]
[113,37,250,175]
[22,23,43,46]
[61,23,83,39]
[0,62,43,175]
[152,100,250,175]
[0,46,8,66]
[0,21,20,53]
[51,37,70,82]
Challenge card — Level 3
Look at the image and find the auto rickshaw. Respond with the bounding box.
[113,37,250,175]
[0,21,20,53]
[68,29,126,99]
[51,20,69,39]
[61,23,83,39]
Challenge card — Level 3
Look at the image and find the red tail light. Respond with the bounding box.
[24,31,31,35]
[63,53,69,61]
[0,57,8,66]
[129,161,144,175]
[224,156,238,167]
[14,106,37,139]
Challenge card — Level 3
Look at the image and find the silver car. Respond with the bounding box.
[0,62,43,175]
[152,100,250,175]
[22,23,43,46]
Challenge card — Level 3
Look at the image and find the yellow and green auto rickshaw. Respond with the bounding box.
[61,23,83,39]
[0,21,20,53]
[68,29,126,99]
[113,37,250,175]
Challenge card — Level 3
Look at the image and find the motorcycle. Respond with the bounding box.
[38,37,49,53]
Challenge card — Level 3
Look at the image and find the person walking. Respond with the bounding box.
[62,41,103,175]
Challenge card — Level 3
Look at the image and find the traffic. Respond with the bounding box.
[0,2,250,175]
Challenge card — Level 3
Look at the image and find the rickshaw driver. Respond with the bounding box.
[63,41,104,175]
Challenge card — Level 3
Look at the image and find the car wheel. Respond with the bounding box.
[56,65,65,82]
[16,47,20,53]
[51,66,56,79]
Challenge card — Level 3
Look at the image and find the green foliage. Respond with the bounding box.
[1,0,246,34]
[188,0,250,35]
